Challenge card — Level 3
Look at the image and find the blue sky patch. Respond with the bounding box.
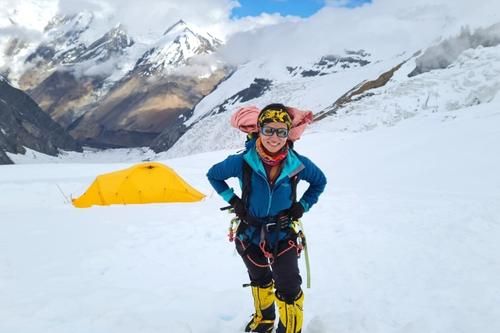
[231,0,372,19]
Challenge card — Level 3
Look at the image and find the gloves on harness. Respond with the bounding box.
[289,202,305,220]
[229,196,247,220]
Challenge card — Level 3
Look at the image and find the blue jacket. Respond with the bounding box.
[207,144,327,244]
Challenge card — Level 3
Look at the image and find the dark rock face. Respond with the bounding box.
[25,44,58,63]
[67,68,227,149]
[235,78,272,103]
[409,23,500,77]
[288,51,371,78]
[149,113,190,153]
[17,17,225,149]
[0,149,11,164]
[314,61,405,121]
[0,79,82,164]
[211,78,273,116]
[149,77,271,153]
[23,25,137,142]
[78,127,161,148]
[28,70,105,128]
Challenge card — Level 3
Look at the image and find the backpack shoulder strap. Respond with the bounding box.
[242,160,252,206]
[290,174,299,203]
[290,148,300,203]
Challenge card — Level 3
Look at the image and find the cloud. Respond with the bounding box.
[3,0,499,71]
[0,25,43,41]
[216,0,500,66]
[55,0,240,42]
[1,0,303,44]
[209,12,301,40]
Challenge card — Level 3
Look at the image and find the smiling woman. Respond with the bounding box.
[206,103,327,333]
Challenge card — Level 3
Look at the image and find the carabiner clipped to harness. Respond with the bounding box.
[228,216,241,242]
[290,219,301,234]
[221,205,242,242]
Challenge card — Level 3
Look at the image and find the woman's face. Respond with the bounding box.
[260,122,289,154]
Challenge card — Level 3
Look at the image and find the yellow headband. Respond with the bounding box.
[258,109,292,129]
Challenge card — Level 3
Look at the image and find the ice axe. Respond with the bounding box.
[291,219,311,289]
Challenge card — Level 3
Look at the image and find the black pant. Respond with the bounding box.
[236,236,302,302]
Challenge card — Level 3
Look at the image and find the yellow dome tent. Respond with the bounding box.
[72,162,205,208]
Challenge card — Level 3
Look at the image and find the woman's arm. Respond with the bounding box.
[297,156,327,212]
[206,154,244,202]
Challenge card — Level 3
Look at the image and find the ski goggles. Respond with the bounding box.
[260,126,289,138]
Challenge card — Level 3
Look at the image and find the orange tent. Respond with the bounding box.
[72,162,205,208]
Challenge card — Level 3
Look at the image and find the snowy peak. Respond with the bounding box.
[24,14,134,68]
[74,24,134,63]
[163,19,190,36]
[24,11,94,66]
[44,11,94,45]
[133,19,222,76]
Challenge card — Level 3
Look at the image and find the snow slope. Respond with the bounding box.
[1,96,500,332]
[164,41,500,159]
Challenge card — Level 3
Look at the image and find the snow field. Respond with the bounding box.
[1,101,500,332]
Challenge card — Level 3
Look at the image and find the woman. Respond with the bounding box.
[207,103,327,333]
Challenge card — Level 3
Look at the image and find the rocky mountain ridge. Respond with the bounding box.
[161,23,500,158]
[1,14,227,150]
[0,78,81,164]
[2,7,500,162]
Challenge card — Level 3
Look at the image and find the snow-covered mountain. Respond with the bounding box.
[156,21,500,158]
[0,11,227,149]
[24,19,136,129]
[133,19,222,77]
[2,0,500,158]
[38,12,94,62]
[16,11,138,92]
[56,18,226,149]
[286,50,372,78]
[0,0,56,83]
[71,24,134,64]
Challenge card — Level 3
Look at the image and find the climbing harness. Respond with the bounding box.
[221,204,312,289]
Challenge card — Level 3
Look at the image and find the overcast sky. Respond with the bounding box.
[1,0,282,40]
[0,0,373,41]
[1,0,499,66]
[217,0,500,65]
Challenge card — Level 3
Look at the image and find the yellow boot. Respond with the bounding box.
[245,282,276,333]
[276,290,304,333]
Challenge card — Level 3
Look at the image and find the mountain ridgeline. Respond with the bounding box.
[1,16,228,152]
[0,78,81,164]
[2,10,500,161]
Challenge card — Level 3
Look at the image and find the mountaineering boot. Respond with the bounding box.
[276,290,304,333]
[244,281,276,332]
